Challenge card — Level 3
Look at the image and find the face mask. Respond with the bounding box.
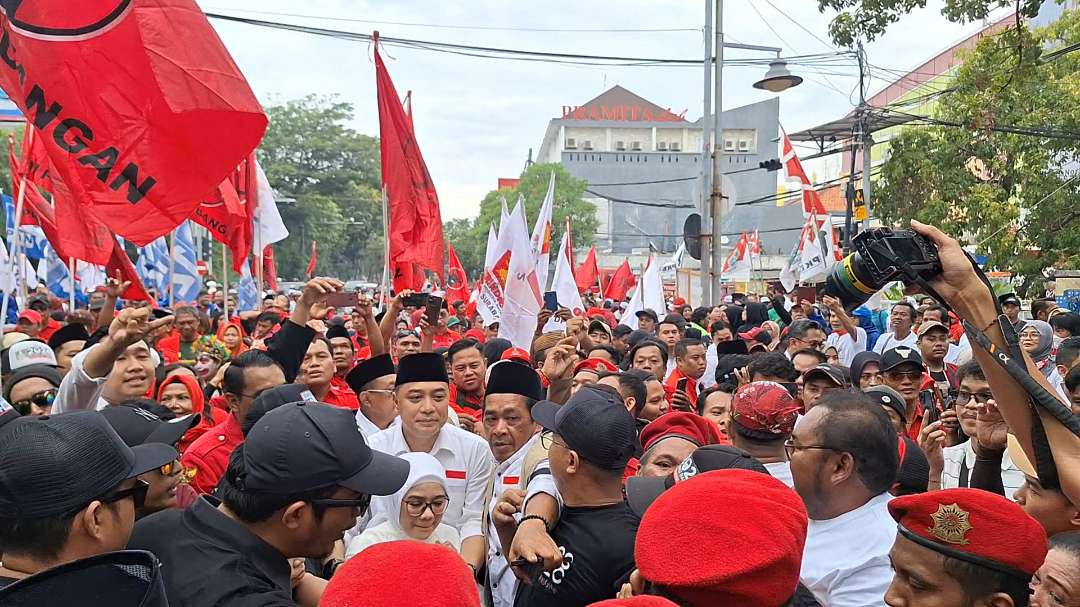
[1053,335,1064,350]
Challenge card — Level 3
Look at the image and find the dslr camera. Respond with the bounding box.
[821,228,942,311]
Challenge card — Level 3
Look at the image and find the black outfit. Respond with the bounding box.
[514,502,638,607]
[266,319,316,383]
[0,576,18,589]
[771,295,793,327]
[128,497,295,607]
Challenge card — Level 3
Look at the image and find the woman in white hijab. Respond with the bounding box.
[345,452,461,559]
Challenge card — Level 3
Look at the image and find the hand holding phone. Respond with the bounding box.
[543,291,558,312]
[425,295,444,326]
[324,291,359,309]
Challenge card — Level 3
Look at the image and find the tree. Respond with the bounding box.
[817,0,1055,46]
[446,163,596,280]
[874,11,1080,294]
[257,95,383,280]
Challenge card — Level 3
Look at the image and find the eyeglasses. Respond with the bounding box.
[101,479,150,510]
[364,389,395,397]
[783,440,841,459]
[955,390,994,405]
[886,370,923,382]
[11,389,56,414]
[796,338,824,350]
[403,495,450,516]
[540,431,567,451]
[309,494,372,514]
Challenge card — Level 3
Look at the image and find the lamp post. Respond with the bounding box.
[700,0,803,304]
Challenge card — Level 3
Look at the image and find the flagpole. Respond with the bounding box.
[222,247,229,321]
[380,186,390,307]
[168,230,176,308]
[68,257,76,311]
[2,129,35,336]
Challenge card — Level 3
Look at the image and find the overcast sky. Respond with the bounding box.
[206,0,1013,220]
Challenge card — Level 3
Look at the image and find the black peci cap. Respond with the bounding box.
[485,360,543,401]
[325,324,350,341]
[100,406,198,449]
[243,401,409,496]
[881,346,925,373]
[346,353,396,394]
[395,352,448,386]
[0,411,176,518]
[531,387,639,470]
[46,323,90,351]
[626,444,770,517]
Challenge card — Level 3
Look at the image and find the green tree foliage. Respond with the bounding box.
[874,12,1080,294]
[817,0,1055,46]
[258,95,383,280]
[447,163,596,279]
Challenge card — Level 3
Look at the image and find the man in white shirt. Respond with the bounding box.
[481,360,560,607]
[789,391,899,607]
[346,353,401,438]
[823,295,867,367]
[362,352,493,575]
[873,301,918,355]
[727,381,799,488]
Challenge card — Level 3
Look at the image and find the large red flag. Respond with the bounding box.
[0,0,267,245]
[105,240,154,302]
[445,245,469,305]
[604,260,634,302]
[305,240,318,279]
[190,154,257,272]
[375,36,445,293]
[575,246,600,293]
[261,245,278,291]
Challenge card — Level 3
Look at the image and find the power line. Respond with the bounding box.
[761,0,840,53]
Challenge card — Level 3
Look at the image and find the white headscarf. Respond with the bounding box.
[371,452,448,533]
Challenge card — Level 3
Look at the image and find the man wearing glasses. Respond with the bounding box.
[0,410,177,588]
[783,319,826,361]
[130,402,409,607]
[347,353,401,438]
[787,391,899,607]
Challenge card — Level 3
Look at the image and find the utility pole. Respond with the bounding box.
[699,0,714,306]
[709,0,725,300]
[844,43,869,252]
[859,43,873,235]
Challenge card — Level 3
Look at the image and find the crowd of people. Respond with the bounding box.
[0,221,1077,607]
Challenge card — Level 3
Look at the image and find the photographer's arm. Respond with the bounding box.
[911,220,1080,505]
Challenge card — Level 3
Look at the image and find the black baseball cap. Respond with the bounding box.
[0,411,176,517]
[636,308,659,323]
[100,406,199,449]
[881,346,925,373]
[531,386,639,470]
[802,364,849,388]
[863,385,908,423]
[626,444,770,517]
[998,293,1021,307]
[243,401,409,496]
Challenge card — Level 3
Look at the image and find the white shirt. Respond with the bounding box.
[54,345,110,413]
[942,440,1026,499]
[486,433,561,607]
[346,521,461,559]
[763,461,794,488]
[826,327,867,367]
[366,422,493,541]
[700,344,719,390]
[873,331,918,354]
[354,410,400,439]
[800,492,895,607]
[664,357,677,381]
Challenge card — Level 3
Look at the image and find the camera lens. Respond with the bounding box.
[822,252,882,311]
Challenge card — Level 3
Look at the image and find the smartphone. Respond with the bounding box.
[402,293,428,308]
[676,377,689,393]
[921,391,941,424]
[510,558,555,592]
[425,295,444,325]
[543,291,558,312]
[324,291,359,309]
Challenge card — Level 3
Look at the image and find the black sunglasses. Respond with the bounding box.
[11,389,57,415]
[309,494,371,514]
[101,479,150,510]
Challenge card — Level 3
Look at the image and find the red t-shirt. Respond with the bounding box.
[432,330,462,350]
[322,380,361,411]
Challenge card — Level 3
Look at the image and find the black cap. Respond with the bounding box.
[4,364,62,403]
[0,411,177,517]
[636,308,659,323]
[660,314,685,329]
[346,354,396,394]
[395,352,449,386]
[998,293,1021,307]
[802,364,849,387]
[485,360,543,401]
[325,324,350,341]
[243,402,409,495]
[100,406,198,449]
[625,444,770,518]
[863,385,908,423]
[27,293,51,311]
[531,387,638,470]
[0,550,168,607]
[881,346,925,372]
[241,384,317,436]
[47,323,90,351]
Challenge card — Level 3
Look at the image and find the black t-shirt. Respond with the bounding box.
[514,502,639,607]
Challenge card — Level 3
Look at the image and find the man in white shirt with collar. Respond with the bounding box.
[822,295,867,367]
[364,352,493,576]
[873,301,918,354]
[789,390,899,607]
[480,360,560,607]
[346,353,401,437]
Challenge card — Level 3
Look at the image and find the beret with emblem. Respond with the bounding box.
[888,488,1047,579]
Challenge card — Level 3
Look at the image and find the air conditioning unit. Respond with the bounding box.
[565,138,577,149]
[657,141,668,151]
[723,139,735,152]
[582,140,594,150]
[738,140,750,153]
[615,140,626,151]
[670,141,681,151]
[631,141,642,151]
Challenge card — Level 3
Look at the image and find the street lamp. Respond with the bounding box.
[753,59,804,92]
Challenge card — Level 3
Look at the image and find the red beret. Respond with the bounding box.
[321,541,480,606]
[464,328,486,343]
[639,412,724,453]
[500,346,532,364]
[589,597,679,606]
[636,470,808,606]
[888,488,1047,579]
[673,297,687,307]
[730,382,800,435]
[573,357,618,376]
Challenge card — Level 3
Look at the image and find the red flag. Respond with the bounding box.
[261,245,278,291]
[190,154,257,272]
[604,260,634,302]
[375,36,445,291]
[105,241,154,302]
[575,246,599,293]
[0,0,267,245]
[305,240,318,279]
[445,245,469,305]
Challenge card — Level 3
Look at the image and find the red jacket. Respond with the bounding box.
[664,368,700,405]
[157,331,201,365]
[181,415,243,495]
[322,378,361,411]
[449,383,483,422]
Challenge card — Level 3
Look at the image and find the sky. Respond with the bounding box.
[205,0,1014,220]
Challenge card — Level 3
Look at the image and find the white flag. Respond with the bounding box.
[497,196,510,240]
[721,233,753,282]
[620,272,645,331]
[254,159,290,248]
[0,239,14,294]
[483,222,498,270]
[551,230,584,316]
[640,255,665,317]
[530,172,556,289]
[498,203,542,349]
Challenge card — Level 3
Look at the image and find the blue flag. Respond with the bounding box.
[136,236,169,293]
[236,258,259,312]
[171,222,201,304]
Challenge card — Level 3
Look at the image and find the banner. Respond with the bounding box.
[530,172,555,289]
